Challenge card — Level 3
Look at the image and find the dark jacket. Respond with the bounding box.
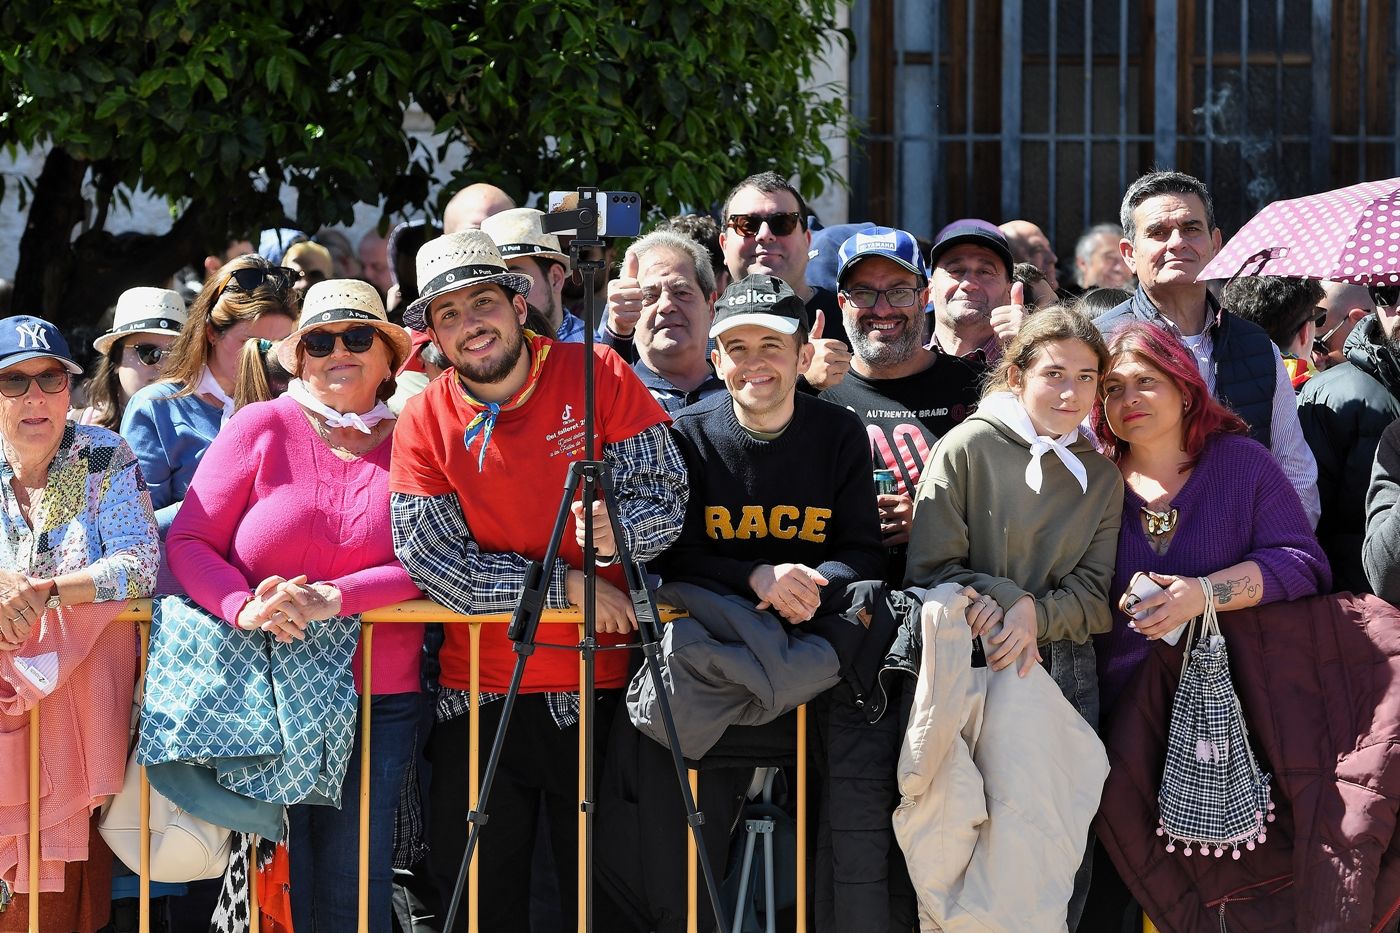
[1098,287,1278,448]
[1301,316,1400,595]
[1095,593,1400,933]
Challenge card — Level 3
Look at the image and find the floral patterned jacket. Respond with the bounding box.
[0,422,158,599]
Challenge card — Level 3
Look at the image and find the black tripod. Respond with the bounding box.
[442,189,729,933]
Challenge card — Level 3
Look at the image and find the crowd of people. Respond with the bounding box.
[2,164,1400,933]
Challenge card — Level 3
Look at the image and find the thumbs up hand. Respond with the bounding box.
[990,281,1028,346]
[605,249,644,338]
[802,309,852,390]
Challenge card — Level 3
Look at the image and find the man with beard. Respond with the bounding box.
[481,207,588,343]
[389,230,688,932]
[927,219,1015,362]
[819,227,982,584]
[1299,288,1400,594]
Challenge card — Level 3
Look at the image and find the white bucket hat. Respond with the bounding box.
[480,208,570,265]
[277,279,413,374]
[402,230,533,332]
[93,287,187,355]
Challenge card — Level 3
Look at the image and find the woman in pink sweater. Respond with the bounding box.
[167,280,422,933]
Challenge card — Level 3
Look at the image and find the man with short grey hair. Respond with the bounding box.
[1073,223,1132,290]
[1097,170,1320,526]
[615,230,725,411]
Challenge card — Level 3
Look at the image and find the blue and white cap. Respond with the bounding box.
[836,226,927,285]
[0,316,82,375]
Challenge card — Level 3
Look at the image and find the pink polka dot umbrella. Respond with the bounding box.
[1200,176,1400,287]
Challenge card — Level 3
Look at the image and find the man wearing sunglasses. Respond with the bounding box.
[718,171,853,390]
[818,227,981,585]
[1299,282,1400,595]
[1312,281,1374,371]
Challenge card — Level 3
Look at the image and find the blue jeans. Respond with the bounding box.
[1044,638,1099,933]
[289,691,422,933]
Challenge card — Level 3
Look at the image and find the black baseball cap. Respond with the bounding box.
[927,219,1014,276]
[709,274,810,338]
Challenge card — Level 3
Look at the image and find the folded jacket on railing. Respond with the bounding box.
[0,600,132,894]
[137,594,361,825]
[626,581,842,760]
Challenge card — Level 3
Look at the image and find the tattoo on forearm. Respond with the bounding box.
[1212,576,1260,606]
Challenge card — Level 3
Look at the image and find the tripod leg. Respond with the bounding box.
[593,470,731,933]
[443,466,584,933]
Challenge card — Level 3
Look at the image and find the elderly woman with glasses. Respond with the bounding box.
[121,256,297,536]
[167,280,422,933]
[0,316,158,932]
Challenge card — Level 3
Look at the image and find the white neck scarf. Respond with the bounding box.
[978,391,1089,495]
[195,366,236,425]
[287,379,395,435]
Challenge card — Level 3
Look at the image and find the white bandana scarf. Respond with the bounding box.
[287,378,395,434]
[978,391,1089,495]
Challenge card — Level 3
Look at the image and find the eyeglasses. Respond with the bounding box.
[1312,308,1328,329]
[841,286,920,309]
[300,325,378,358]
[219,266,298,296]
[124,343,170,367]
[1373,285,1400,308]
[0,369,69,398]
[725,212,804,238]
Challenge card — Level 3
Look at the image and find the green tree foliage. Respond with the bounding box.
[0,0,850,327]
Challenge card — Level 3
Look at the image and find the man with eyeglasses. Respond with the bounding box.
[715,171,853,390]
[1299,282,1400,595]
[818,227,981,585]
[1312,281,1374,371]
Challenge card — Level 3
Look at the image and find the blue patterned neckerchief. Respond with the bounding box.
[456,330,550,469]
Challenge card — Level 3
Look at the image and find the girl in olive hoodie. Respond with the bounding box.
[905,305,1122,717]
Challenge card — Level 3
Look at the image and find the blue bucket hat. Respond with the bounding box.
[0,316,83,375]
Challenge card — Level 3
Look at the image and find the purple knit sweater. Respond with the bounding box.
[1096,432,1331,715]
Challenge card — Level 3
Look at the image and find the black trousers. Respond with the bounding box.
[425,691,618,933]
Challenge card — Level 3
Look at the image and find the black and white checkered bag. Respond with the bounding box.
[1156,577,1274,859]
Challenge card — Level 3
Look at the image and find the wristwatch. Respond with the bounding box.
[44,581,59,610]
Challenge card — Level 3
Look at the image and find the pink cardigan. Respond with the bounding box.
[167,396,423,694]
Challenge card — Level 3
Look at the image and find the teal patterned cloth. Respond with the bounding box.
[138,594,361,807]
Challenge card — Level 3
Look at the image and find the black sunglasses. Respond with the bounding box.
[300,325,378,358]
[726,212,804,238]
[0,369,69,398]
[125,343,170,367]
[220,266,298,295]
[1373,285,1400,308]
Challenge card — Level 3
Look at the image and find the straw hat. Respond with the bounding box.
[480,208,570,265]
[93,287,187,355]
[276,279,413,374]
[402,230,532,332]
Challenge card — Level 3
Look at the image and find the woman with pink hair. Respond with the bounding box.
[1091,321,1330,721]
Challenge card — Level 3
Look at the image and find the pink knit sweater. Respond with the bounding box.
[168,395,423,694]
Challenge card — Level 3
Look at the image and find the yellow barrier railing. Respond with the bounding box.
[22,599,810,933]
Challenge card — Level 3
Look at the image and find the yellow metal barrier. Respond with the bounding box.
[23,598,811,933]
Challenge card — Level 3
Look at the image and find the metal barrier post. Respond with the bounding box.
[468,622,481,933]
[796,703,807,933]
[27,704,38,933]
[686,769,699,933]
[577,625,587,933]
[358,622,375,933]
[139,622,151,933]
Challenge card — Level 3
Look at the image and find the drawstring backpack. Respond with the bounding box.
[1156,577,1275,859]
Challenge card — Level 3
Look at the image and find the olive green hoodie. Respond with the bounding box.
[903,410,1124,643]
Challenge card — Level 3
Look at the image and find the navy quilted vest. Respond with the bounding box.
[1096,288,1276,449]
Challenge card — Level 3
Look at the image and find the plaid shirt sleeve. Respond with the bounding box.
[390,491,572,615]
[389,422,684,612]
[605,422,688,563]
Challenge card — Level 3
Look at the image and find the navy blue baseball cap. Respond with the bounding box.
[927,219,1014,276]
[805,222,875,293]
[0,316,83,375]
[837,226,928,285]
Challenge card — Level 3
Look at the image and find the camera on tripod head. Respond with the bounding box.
[546,189,643,238]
